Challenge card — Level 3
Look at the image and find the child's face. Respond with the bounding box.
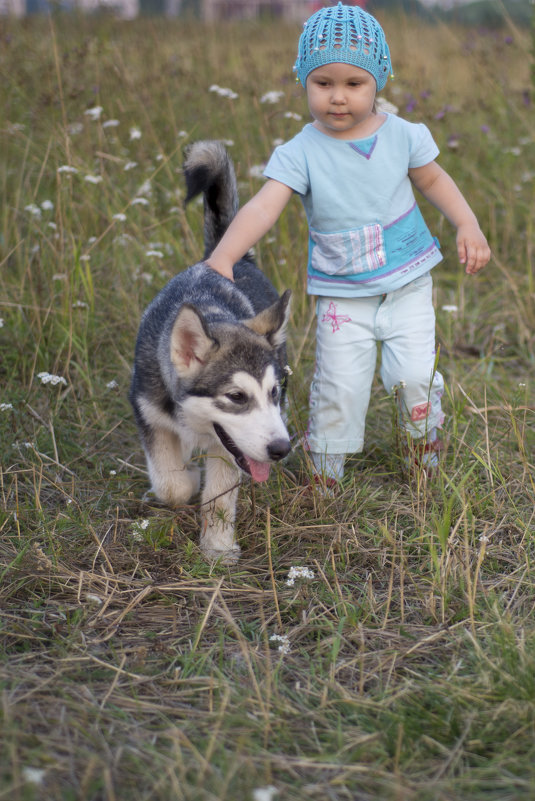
[306,63,377,140]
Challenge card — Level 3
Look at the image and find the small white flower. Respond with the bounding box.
[269,634,290,655]
[248,164,266,179]
[72,301,88,309]
[84,106,103,121]
[479,533,490,544]
[22,767,46,786]
[41,199,54,211]
[136,180,152,197]
[0,403,14,411]
[253,787,279,801]
[129,126,142,141]
[102,119,120,128]
[442,304,458,313]
[284,111,302,121]
[24,203,42,218]
[131,197,149,206]
[113,213,127,222]
[52,273,67,281]
[272,137,284,147]
[285,565,315,587]
[146,250,164,258]
[67,122,83,136]
[47,222,57,230]
[84,174,103,184]
[80,254,90,262]
[106,380,119,390]
[86,593,103,605]
[37,372,67,387]
[124,161,138,171]
[209,84,238,99]
[260,90,284,104]
[109,469,117,476]
[57,165,78,174]
[376,97,399,115]
[132,518,150,541]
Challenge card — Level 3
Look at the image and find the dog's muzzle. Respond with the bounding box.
[213,423,290,482]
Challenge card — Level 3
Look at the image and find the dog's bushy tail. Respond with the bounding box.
[183,141,239,259]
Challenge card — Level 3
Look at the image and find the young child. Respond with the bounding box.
[206,2,491,486]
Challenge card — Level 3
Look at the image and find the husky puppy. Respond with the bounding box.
[129,141,291,562]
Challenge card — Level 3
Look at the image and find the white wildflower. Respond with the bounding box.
[41,199,54,211]
[47,222,57,230]
[106,379,119,390]
[24,203,41,218]
[376,97,399,115]
[72,301,88,309]
[253,787,279,801]
[84,174,103,184]
[442,304,458,313]
[67,122,83,136]
[260,90,284,104]
[84,106,103,121]
[272,137,284,147]
[132,518,150,541]
[112,213,127,222]
[248,164,266,179]
[479,533,490,544]
[86,593,103,605]
[136,179,152,197]
[109,470,117,476]
[131,197,149,206]
[284,111,302,121]
[129,126,142,141]
[102,119,119,128]
[37,372,67,387]
[52,273,67,281]
[124,161,138,171]
[209,84,238,99]
[22,767,46,786]
[0,403,14,411]
[146,250,164,259]
[57,165,78,174]
[269,633,290,655]
[286,565,315,587]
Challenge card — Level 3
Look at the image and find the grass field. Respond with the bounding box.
[1,9,534,800]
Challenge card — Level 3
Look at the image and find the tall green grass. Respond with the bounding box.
[1,10,534,801]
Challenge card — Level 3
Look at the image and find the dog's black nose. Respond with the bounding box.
[268,439,291,461]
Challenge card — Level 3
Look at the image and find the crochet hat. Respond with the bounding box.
[294,2,393,91]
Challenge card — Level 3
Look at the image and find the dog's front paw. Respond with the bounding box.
[151,465,201,506]
[200,543,241,565]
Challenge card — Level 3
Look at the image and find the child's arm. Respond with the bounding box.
[205,179,294,280]
[409,161,491,275]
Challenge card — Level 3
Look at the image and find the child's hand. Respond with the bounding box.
[457,224,491,275]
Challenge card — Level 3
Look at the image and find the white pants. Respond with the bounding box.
[307,273,445,455]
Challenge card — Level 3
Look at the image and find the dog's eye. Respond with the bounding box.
[271,385,281,403]
[226,391,248,405]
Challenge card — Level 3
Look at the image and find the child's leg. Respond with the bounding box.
[307,295,381,480]
[379,274,445,451]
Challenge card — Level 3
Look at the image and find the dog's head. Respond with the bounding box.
[170,291,292,481]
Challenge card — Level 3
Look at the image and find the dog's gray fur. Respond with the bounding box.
[130,141,291,562]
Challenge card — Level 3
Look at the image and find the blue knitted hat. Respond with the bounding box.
[294,2,393,91]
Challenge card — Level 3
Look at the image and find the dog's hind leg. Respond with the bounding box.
[199,451,241,564]
[144,428,201,506]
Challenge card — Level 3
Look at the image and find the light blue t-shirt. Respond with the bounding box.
[263,113,443,297]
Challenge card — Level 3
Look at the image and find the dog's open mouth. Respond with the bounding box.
[213,423,271,482]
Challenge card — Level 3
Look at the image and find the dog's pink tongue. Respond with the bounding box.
[246,458,271,483]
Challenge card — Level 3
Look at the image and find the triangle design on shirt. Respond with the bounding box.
[348,135,378,160]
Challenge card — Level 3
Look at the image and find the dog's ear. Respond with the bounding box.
[170,304,218,377]
[245,290,291,347]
